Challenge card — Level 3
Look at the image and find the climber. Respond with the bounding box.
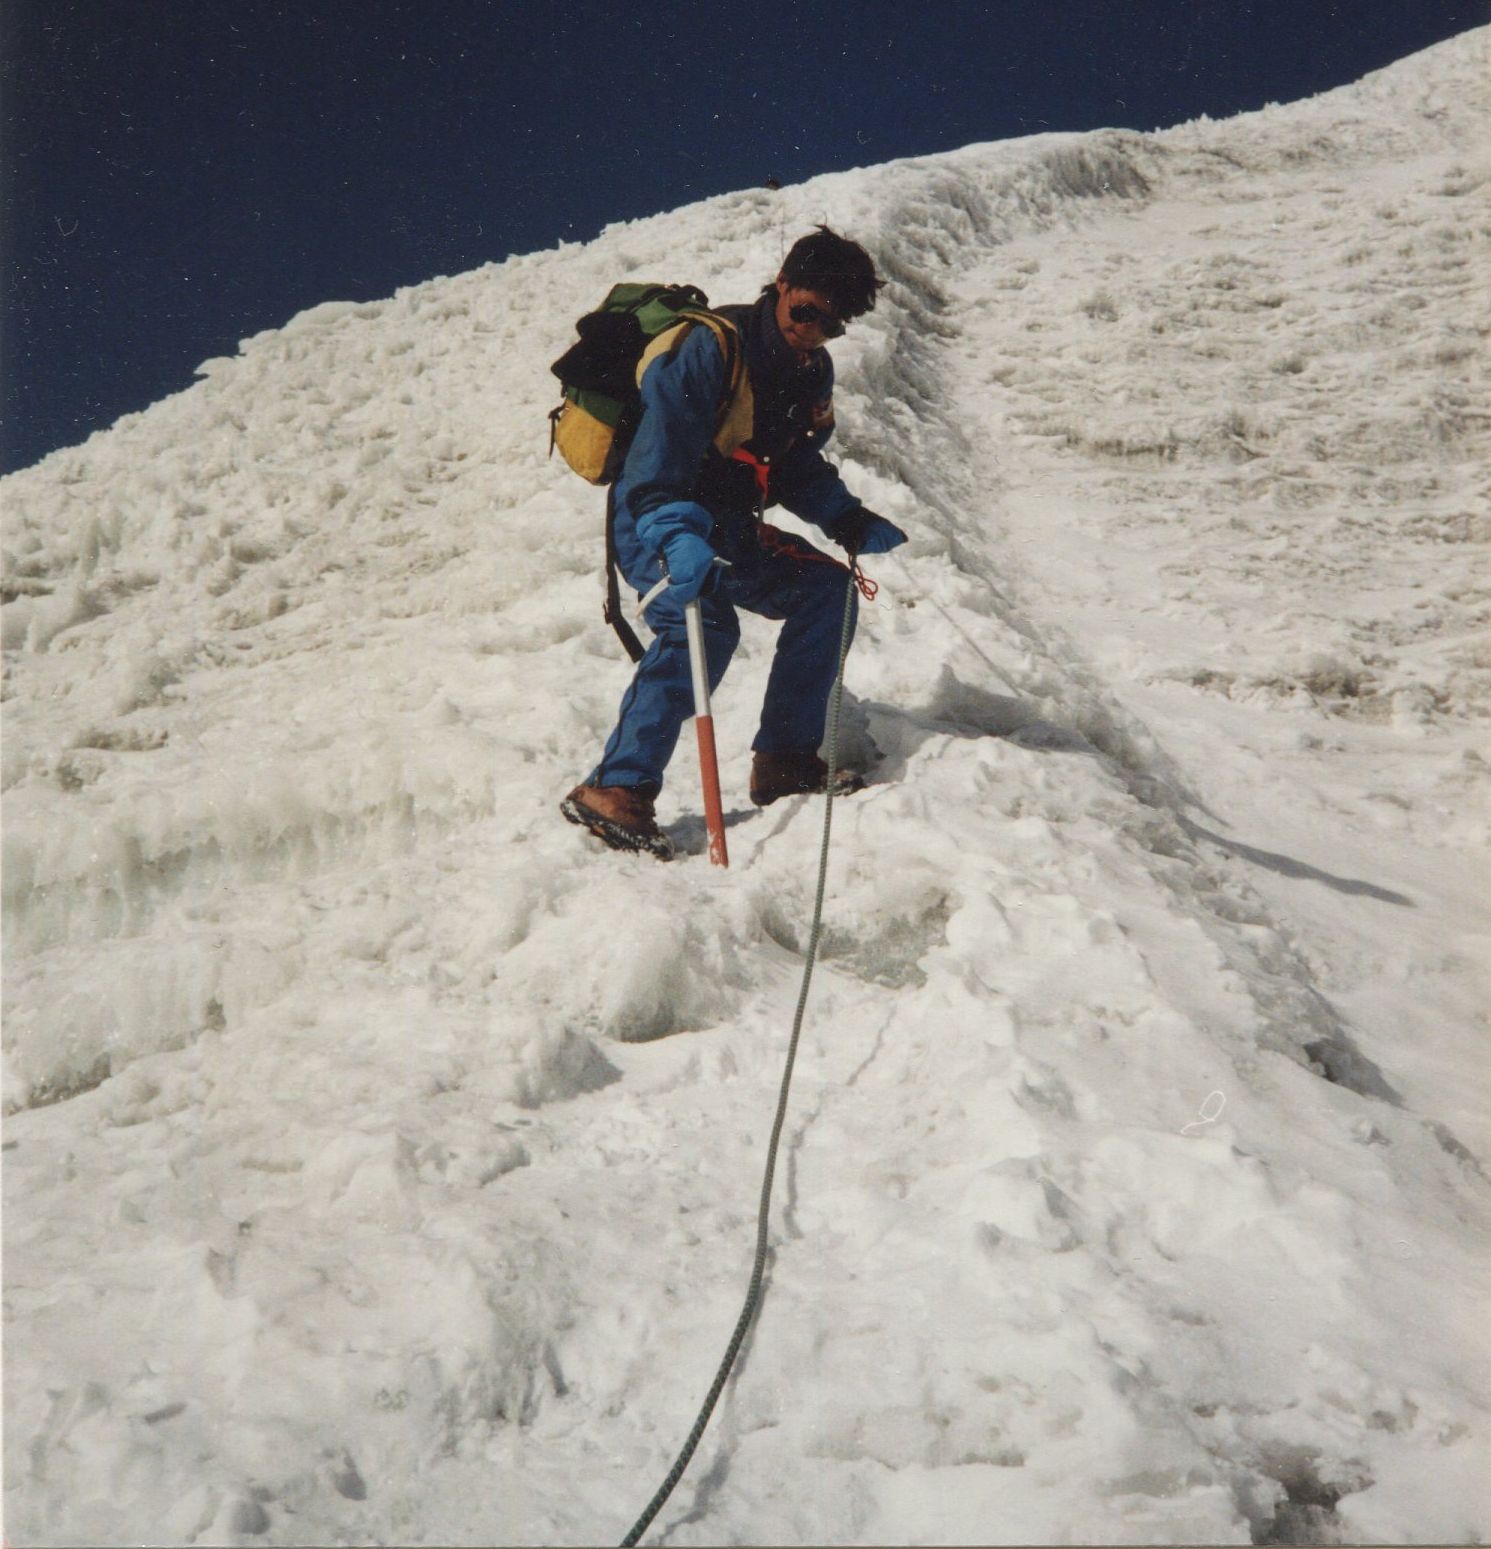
[561,226,907,859]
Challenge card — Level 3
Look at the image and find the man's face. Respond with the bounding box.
[774,277,843,354]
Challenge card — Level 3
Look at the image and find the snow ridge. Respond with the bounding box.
[3,27,1489,1547]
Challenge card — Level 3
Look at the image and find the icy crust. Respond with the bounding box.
[4,27,1491,1549]
[981,147,1491,729]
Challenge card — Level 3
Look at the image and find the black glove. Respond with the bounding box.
[834,507,908,556]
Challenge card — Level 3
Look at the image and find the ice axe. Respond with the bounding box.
[637,565,731,868]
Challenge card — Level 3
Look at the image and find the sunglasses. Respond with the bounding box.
[789,301,846,338]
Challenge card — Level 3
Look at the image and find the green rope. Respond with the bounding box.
[620,568,860,1547]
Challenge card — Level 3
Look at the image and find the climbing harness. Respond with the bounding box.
[619,561,861,1547]
[728,445,880,604]
[756,520,880,602]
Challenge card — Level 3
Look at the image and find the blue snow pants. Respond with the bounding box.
[589,530,858,793]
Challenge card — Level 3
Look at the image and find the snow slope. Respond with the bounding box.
[3,27,1488,1547]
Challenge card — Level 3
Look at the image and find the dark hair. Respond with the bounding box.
[776,225,884,319]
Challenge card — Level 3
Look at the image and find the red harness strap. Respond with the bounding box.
[730,445,772,504]
[757,522,879,601]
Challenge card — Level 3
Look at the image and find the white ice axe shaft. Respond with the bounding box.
[635,571,728,867]
[684,599,729,867]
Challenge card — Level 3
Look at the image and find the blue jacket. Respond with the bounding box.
[613,291,862,579]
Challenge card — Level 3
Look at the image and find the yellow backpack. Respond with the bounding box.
[547,282,748,483]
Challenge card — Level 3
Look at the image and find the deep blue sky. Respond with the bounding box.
[2,0,1482,472]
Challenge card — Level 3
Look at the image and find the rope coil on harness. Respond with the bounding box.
[619,563,861,1547]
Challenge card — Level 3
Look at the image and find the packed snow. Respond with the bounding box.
[4,27,1489,1547]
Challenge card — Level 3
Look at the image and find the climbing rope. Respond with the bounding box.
[619,561,863,1547]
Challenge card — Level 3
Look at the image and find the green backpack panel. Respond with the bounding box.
[548,283,740,484]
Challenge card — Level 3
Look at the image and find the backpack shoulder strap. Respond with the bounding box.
[603,481,645,663]
[634,311,743,405]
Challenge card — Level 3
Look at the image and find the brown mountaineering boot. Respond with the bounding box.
[560,783,674,860]
[749,750,866,808]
